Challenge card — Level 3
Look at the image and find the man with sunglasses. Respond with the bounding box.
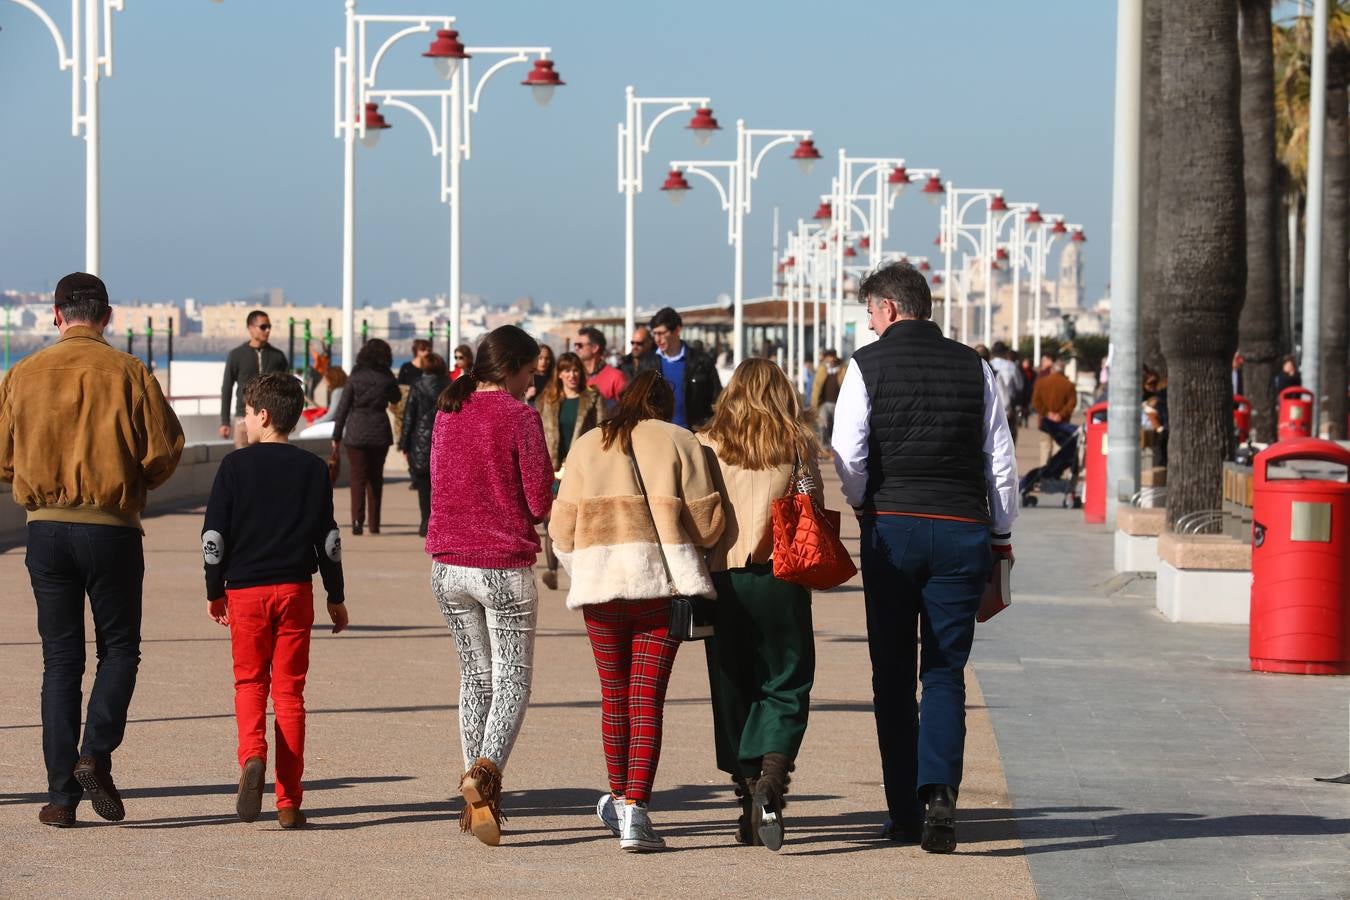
[220,311,290,448]
[573,326,627,403]
[619,326,654,382]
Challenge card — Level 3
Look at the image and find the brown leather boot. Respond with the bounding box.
[236,757,265,823]
[459,757,504,846]
[277,807,307,829]
[732,776,760,846]
[754,752,794,852]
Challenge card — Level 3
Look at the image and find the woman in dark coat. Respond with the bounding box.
[333,338,401,534]
[400,352,451,537]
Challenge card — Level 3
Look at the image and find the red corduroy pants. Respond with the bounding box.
[582,598,679,804]
[227,582,314,810]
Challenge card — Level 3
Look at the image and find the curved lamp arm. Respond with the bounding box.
[672,161,736,245]
[8,0,73,67]
[366,23,444,88]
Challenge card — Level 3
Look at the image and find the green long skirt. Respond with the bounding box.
[704,563,815,779]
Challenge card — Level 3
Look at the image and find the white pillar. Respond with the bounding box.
[449,73,464,351]
[83,0,100,275]
[340,3,357,369]
[622,86,637,343]
[1032,233,1045,363]
[1011,216,1023,348]
[1106,0,1143,525]
[942,190,953,335]
[1301,0,1329,428]
[732,167,745,365]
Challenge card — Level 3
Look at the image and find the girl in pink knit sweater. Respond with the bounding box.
[425,325,553,847]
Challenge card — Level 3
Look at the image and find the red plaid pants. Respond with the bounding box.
[583,598,680,804]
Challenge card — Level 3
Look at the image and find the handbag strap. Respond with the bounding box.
[626,442,679,598]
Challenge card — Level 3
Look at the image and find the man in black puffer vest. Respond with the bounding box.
[832,262,1018,854]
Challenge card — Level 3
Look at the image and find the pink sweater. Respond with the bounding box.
[426,391,554,569]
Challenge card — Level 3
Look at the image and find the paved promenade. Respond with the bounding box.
[1,457,1347,898]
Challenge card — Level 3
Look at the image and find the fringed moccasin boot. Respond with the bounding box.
[459,757,504,846]
[754,752,794,852]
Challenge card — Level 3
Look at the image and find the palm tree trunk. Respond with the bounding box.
[1158,0,1247,531]
[1139,0,1167,376]
[1238,0,1282,442]
[1318,78,1348,438]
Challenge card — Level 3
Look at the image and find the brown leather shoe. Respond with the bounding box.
[277,807,307,829]
[73,756,125,822]
[39,803,76,827]
[236,757,265,823]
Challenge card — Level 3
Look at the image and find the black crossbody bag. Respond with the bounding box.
[627,444,716,641]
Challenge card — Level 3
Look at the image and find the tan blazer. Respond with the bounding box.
[697,433,824,573]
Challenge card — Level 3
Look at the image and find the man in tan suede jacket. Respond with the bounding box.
[0,272,184,828]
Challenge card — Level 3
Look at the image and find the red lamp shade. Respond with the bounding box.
[522,59,564,107]
[921,176,944,196]
[819,241,828,250]
[931,273,943,285]
[785,255,796,268]
[424,29,470,80]
[359,102,391,147]
[888,165,911,188]
[791,139,822,175]
[996,248,1009,261]
[660,169,692,205]
[934,233,942,246]
[1071,229,1087,242]
[843,245,858,258]
[859,236,871,249]
[687,107,721,147]
[990,194,1009,212]
[813,201,832,221]
[990,259,1000,270]
[918,260,931,272]
[1051,218,1068,235]
[1025,208,1044,227]
[899,255,909,264]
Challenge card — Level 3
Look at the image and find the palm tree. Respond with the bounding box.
[1157,1,1247,530]
[1238,0,1282,442]
[1139,0,1167,378]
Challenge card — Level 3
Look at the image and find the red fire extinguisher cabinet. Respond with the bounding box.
[1249,438,1350,675]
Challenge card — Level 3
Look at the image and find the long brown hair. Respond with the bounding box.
[599,369,674,453]
[703,358,819,469]
[438,326,539,413]
[545,351,587,405]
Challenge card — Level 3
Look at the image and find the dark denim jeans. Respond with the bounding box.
[26,522,145,806]
[859,514,991,829]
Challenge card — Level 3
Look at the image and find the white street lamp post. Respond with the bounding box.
[941,186,1004,346]
[10,0,128,275]
[617,87,717,342]
[989,201,1039,347]
[334,1,560,366]
[665,120,818,365]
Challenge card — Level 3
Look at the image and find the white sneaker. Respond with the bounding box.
[619,802,665,852]
[596,793,622,836]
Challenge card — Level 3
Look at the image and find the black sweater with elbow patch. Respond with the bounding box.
[202,442,345,604]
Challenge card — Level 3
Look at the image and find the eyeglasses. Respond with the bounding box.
[573,341,589,350]
[651,329,670,338]
[631,340,648,347]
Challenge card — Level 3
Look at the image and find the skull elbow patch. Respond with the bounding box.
[202,530,224,566]
[325,528,342,562]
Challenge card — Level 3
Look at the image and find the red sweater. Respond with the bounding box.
[426,391,554,569]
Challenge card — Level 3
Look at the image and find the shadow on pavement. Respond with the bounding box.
[0,774,414,807]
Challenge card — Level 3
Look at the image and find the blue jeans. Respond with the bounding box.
[860,514,991,828]
[26,522,145,806]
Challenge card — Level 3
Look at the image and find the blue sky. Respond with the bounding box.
[0,0,1116,310]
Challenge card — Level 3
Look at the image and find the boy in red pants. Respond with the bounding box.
[202,374,348,829]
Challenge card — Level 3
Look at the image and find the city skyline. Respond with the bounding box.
[1,1,1114,311]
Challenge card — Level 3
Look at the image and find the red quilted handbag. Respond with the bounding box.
[771,456,857,590]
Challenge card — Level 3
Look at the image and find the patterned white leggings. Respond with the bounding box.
[431,562,538,772]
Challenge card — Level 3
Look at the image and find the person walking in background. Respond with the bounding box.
[201,374,348,830]
[451,344,474,381]
[524,343,556,406]
[698,359,823,852]
[989,341,1025,445]
[0,273,184,827]
[332,338,400,535]
[536,351,607,591]
[574,326,628,403]
[832,262,1017,854]
[634,307,722,429]
[1272,354,1300,425]
[397,338,433,387]
[425,325,553,846]
[1031,358,1078,449]
[620,325,655,381]
[810,349,847,452]
[399,353,451,538]
[549,370,725,852]
[219,310,290,448]
[1231,352,1245,397]
[307,365,348,428]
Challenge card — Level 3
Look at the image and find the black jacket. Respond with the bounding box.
[220,342,290,423]
[634,345,722,428]
[333,366,400,448]
[399,372,449,475]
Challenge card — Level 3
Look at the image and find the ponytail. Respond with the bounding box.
[436,325,539,414]
[437,370,478,413]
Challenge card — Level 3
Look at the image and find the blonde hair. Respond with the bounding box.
[704,358,819,470]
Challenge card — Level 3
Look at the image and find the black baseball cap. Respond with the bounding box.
[54,272,109,307]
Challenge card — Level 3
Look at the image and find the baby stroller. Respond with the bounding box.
[1020,425,1084,509]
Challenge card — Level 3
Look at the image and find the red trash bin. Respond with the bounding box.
[1083,402,1108,524]
[1233,394,1251,443]
[1249,438,1350,675]
[1276,387,1313,442]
